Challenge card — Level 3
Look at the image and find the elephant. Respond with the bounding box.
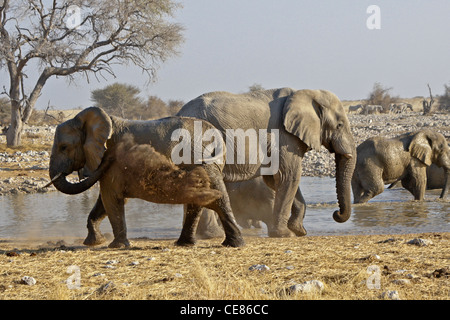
[388,163,449,192]
[177,88,357,237]
[48,107,245,248]
[196,177,275,239]
[426,163,449,191]
[352,129,450,203]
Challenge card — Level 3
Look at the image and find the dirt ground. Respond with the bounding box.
[0,233,448,300]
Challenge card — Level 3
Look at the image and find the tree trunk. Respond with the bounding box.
[6,69,48,147]
[6,100,24,147]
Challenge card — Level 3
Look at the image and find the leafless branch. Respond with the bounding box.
[1,0,184,146]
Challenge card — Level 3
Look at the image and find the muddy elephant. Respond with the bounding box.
[177,88,356,237]
[48,107,245,248]
[196,177,275,239]
[426,163,449,192]
[352,129,450,203]
[389,163,449,193]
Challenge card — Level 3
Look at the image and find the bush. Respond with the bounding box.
[367,82,399,113]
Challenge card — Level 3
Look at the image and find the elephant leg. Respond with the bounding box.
[269,179,299,237]
[196,208,225,239]
[204,175,245,247]
[177,204,202,246]
[401,170,427,200]
[101,191,129,248]
[83,194,108,246]
[287,187,307,236]
[263,174,304,237]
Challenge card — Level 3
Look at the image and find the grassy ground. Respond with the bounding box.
[0,233,448,300]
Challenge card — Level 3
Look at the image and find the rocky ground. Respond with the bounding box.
[0,112,449,195]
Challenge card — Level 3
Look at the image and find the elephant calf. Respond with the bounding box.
[196,177,275,239]
[48,107,245,248]
[352,129,450,203]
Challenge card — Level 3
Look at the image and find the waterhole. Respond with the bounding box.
[0,177,448,241]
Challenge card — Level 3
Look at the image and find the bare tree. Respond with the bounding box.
[422,84,435,115]
[0,0,183,146]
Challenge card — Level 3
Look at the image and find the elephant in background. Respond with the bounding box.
[426,163,449,191]
[196,177,274,239]
[388,163,449,192]
[178,88,356,237]
[48,107,245,248]
[352,129,450,203]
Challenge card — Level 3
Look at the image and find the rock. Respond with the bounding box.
[362,254,381,261]
[288,280,325,295]
[377,238,396,244]
[381,290,400,300]
[105,260,119,265]
[392,279,411,286]
[129,261,139,266]
[407,238,433,246]
[21,276,36,286]
[249,264,270,271]
[92,273,106,277]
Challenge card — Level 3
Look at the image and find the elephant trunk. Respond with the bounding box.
[440,168,450,199]
[48,154,113,195]
[333,152,356,223]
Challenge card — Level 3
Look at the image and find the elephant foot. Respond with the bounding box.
[108,239,131,249]
[288,224,307,237]
[175,237,197,247]
[221,236,245,248]
[268,227,295,238]
[83,232,107,246]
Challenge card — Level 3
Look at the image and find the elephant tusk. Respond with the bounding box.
[43,172,63,188]
[343,153,353,160]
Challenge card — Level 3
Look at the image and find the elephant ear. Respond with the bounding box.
[75,107,112,175]
[409,131,432,166]
[282,89,326,151]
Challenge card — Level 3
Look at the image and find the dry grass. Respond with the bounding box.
[0,233,448,300]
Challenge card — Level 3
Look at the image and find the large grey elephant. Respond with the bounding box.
[177,88,357,237]
[48,107,245,248]
[352,129,450,203]
[196,177,275,239]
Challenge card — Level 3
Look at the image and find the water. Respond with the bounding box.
[0,177,448,241]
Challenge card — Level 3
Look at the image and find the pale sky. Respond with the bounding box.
[2,0,450,109]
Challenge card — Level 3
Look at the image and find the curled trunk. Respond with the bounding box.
[49,155,113,195]
[333,152,356,223]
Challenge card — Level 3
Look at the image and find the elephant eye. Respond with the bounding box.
[59,144,68,152]
[336,122,343,130]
